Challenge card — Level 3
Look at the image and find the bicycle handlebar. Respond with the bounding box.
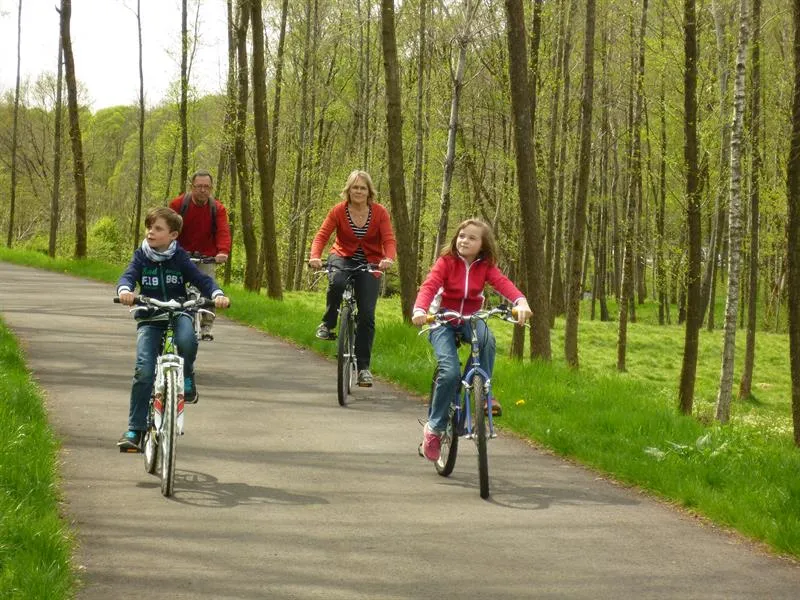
[188,253,217,264]
[420,306,519,333]
[113,296,218,310]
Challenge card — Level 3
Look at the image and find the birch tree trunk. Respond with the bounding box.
[716,0,750,423]
[134,0,145,250]
[180,0,188,187]
[565,0,596,368]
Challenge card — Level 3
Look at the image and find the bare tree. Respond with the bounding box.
[504,0,551,360]
[60,0,88,258]
[678,0,702,415]
[380,0,417,320]
[716,0,750,423]
[787,0,800,446]
[7,0,22,248]
[565,0,596,367]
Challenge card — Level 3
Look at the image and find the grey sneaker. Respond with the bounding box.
[357,369,373,387]
[316,323,336,340]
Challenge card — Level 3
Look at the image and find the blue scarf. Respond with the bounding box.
[141,239,177,262]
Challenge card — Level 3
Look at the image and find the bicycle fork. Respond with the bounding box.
[151,354,186,435]
[459,373,497,440]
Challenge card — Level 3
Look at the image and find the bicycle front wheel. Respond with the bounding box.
[337,305,355,406]
[472,373,490,499]
[431,367,459,476]
[160,369,178,497]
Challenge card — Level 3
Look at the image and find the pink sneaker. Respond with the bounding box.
[421,424,442,461]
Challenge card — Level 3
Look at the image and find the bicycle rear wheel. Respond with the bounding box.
[471,373,490,499]
[160,369,178,497]
[337,305,355,406]
[431,367,459,476]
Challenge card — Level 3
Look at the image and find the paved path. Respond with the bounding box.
[1,261,799,599]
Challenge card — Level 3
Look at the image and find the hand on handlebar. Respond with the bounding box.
[411,311,428,327]
[308,257,323,270]
[214,295,231,309]
[378,258,394,271]
[512,300,532,326]
[118,291,136,306]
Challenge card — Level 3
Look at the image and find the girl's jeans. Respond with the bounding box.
[427,318,496,433]
[321,255,380,370]
[128,315,197,431]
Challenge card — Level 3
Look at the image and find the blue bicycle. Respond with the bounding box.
[420,306,517,499]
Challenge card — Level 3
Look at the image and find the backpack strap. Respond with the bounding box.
[179,193,217,239]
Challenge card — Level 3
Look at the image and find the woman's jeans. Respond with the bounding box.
[322,255,380,370]
[427,318,496,433]
[128,315,197,431]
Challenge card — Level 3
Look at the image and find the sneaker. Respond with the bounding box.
[200,327,214,341]
[484,396,502,417]
[357,369,373,387]
[184,376,198,404]
[117,430,143,452]
[421,424,442,461]
[315,323,336,340]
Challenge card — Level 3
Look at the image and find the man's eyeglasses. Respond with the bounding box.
[192,184,212,190]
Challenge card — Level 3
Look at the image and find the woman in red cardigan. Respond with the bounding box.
[308,170,397,387]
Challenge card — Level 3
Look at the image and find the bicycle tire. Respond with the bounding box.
[160,369,178,497]
[430,367,459,476]
[472,373,490,499]
[143,400,158,475]
[337,304,354,406]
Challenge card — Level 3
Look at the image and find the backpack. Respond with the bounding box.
[180,192,217,238]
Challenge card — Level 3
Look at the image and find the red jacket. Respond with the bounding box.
[310,201,397,264]
[414,254,526,316]
[168,194,232,257]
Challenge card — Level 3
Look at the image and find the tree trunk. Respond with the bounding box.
[617,0,649,372]
[49,37,64,258]
[60,0,87,259]
[504,0,551,360]
[7,0,22,248]
[411,0,428,272]
[134,0,145,249]
[233,1,258,290]
[678,0,702,415]
[435,1,477,255]
[716,0,750,423]
[738,0,761,400]
[380,0,417,320]
[565,0,596,368]
[180,0,189,187]
[788,0,800,446]
[250,0,283,299]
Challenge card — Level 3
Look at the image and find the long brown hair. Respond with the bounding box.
[441,219,499,265]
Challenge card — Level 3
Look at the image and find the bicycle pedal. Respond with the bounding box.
[119,446,142,454]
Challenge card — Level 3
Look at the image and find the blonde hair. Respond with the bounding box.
[340,170,376,204]
[441,219,499,265]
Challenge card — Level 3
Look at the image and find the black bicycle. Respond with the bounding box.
[315,263,380,406]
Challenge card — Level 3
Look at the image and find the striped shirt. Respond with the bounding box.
[346,205,372,264]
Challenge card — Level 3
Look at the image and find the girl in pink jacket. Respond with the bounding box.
[412,219,531,461]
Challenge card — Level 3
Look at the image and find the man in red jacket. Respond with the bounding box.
[168,169,232,340]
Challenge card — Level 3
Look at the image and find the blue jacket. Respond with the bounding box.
[117,245,222,322]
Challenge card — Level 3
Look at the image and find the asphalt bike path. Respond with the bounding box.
[1,261,799,599]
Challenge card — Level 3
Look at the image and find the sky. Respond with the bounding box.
[0,0,229,111]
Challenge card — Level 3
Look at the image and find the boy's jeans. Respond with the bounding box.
[427,318,496,432]
[128,315,197,431]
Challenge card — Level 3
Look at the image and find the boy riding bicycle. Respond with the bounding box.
[116,206,230,451]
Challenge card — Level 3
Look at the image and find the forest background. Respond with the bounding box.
[1,0,800,438]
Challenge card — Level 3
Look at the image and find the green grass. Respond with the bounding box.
[0,318,74,598]
[2,247,799,596]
